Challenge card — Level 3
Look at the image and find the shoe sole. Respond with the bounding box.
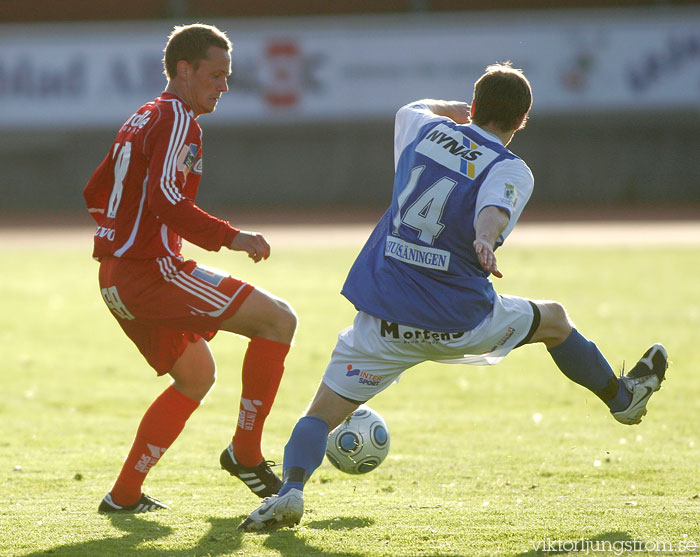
[241,516,301,532]
[239,510,301,532]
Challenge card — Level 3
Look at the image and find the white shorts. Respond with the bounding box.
[322,294,539,402]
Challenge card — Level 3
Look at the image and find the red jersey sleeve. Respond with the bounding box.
[144,109,239,252]
[83,153,114,225]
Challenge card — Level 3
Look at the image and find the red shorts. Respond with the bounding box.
[98,256,254,374]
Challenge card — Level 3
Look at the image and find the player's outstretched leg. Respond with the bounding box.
[547,328,634,412]
[612,343,668,425]
[220,443,282,498]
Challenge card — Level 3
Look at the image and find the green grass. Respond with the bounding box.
[1,235,699,556]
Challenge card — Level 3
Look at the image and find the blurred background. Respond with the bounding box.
[1,0,699,222]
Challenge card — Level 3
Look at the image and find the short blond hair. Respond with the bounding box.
[163,23,231,79]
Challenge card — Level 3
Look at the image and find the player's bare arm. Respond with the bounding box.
[473,205,510,278]
[419,99,471,124]
[230,230,271,263]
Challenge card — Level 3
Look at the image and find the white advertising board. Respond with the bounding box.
[0,9,698,128]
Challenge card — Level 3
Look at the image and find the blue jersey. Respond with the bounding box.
[342,102,533,332]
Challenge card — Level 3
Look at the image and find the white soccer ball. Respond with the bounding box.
[325,405,390,474]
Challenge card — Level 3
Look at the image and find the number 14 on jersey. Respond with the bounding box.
[392,165,456,245]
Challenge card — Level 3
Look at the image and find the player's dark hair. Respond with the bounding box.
[163,23,232,79]
[471,62,532,132]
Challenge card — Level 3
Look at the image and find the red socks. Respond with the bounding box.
[110,384,199,506]
[109,337,289,505]
[232,337,291,466]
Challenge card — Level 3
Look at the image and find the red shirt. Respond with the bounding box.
[83,92,238,259]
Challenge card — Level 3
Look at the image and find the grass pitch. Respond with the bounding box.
[1,227,699,556]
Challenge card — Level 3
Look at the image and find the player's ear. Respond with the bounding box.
[515,112,528,130]
[176,59,191,79]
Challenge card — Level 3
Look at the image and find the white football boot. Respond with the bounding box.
[238,488,304,532]
[612,343,668,425]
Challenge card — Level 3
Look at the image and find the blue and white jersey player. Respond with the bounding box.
[337,98,536,392]
[239,62,669,533]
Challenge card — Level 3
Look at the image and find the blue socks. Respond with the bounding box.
[276,331,631,502]
[548,329,631,412]
[278,416,330,497]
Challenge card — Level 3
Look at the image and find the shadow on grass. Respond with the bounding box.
[23,514,245,556]
[263,516,373,557]
[23,514,372,556]
[515,530,636,556]
[307,516,374,530]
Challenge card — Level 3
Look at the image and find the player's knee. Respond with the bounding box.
[203,367,217,391]
[194,365,217,398]
[532,301,573,347]
[547,302,573,342]
[277,300,298,338]
[548,301,569,323]
[193,355,216,380]
[259,299,297,343]
[222,291,297,342]
[171,366,216,402]
[305,383,361,430]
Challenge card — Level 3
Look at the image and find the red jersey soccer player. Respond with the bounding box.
[84,24,297,513]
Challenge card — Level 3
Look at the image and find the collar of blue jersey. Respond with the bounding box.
[464,123,504,146]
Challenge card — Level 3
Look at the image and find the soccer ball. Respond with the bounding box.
[325,405,390,474]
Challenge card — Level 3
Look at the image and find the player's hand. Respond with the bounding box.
[425,100,470,124]
[230,230,270,263]
[449,102,471,125]
[473,239,503,278]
